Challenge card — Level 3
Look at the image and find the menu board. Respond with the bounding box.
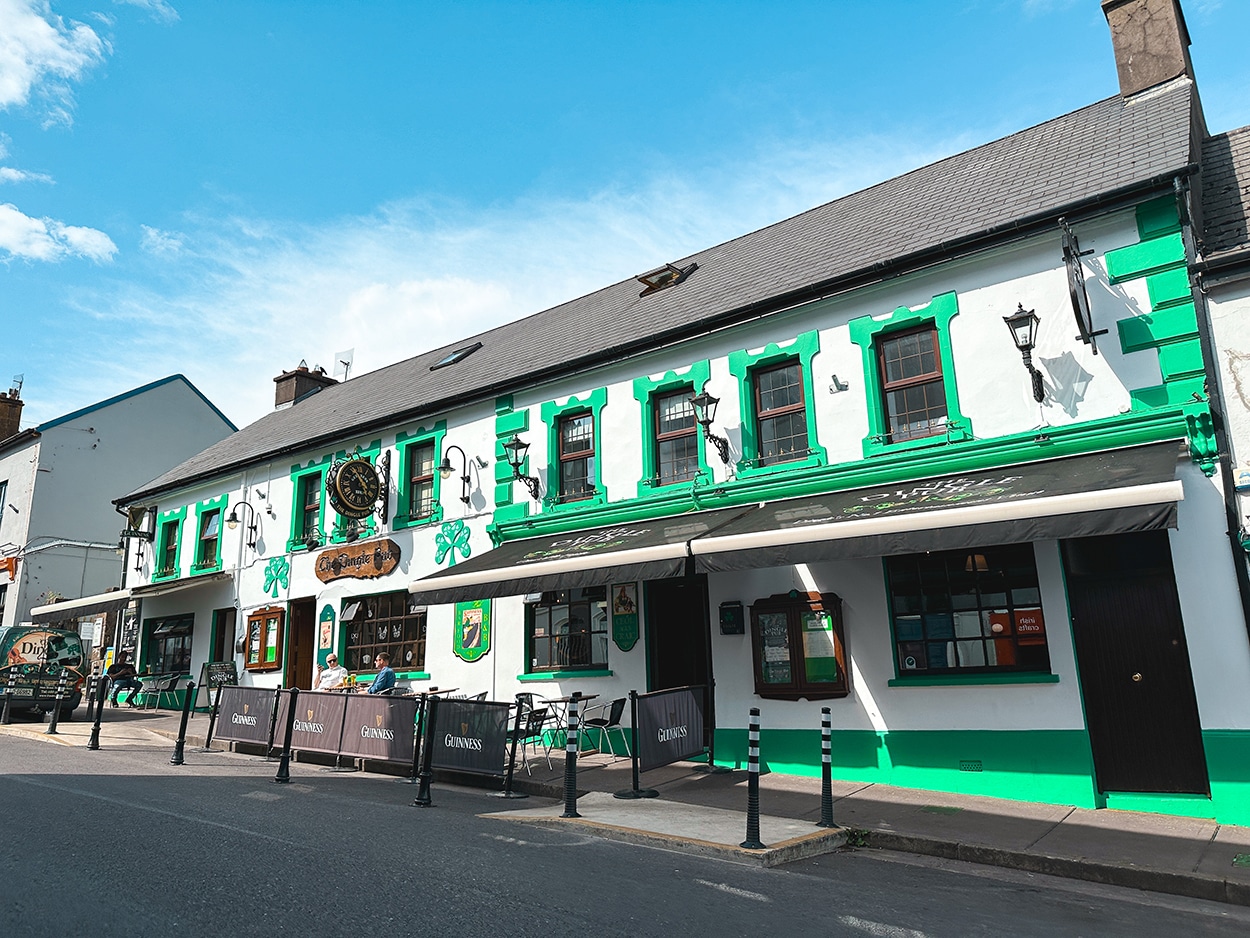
[758,612,792,684]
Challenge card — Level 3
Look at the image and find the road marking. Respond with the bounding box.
[694,879,771,903]
[836,915,929,938]
[487,833,531,846]
[10,774,308,848]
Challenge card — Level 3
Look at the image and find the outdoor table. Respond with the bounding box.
[542,693,598,744]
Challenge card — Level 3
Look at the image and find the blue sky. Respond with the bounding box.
[3,0,1249,431]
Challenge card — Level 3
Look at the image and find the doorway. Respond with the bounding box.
[1061,530,1209,794]
[287,598,317,690]
[644,575,713,746]
[210,607,235,663]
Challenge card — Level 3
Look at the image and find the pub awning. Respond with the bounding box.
[130,572,233,598]
[30,589,132,624]
[408,441,1185,604]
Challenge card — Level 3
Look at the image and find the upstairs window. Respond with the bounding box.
[558,412,596,502]
[879,327,947,443]
[156,519,180,578]
[407,441,436,521]
[754,362,808,466]
[654,390,699,485]
[298,473,322,541]
[195,508,220,570]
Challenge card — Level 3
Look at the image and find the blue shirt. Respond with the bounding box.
[367,665,396,694]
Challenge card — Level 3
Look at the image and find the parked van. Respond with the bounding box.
[0,626,87,718]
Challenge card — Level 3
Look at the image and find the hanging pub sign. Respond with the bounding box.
[453,599,491,662]
[611,582,639,652]
[315,538,401,583]
[326,456,382,519]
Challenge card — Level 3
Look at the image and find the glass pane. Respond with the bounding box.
[201,512,219,539]
[756,364,802,413]
[561,413,594,454]
[801,611,839,683]
[757,612,793,684]
[658,435,699,484]
[413,442,434,477]
[882,330,938,383]
[758,410,808,465]
[656,392,695,435]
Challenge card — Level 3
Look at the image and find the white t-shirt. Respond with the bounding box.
[315,664,350,690]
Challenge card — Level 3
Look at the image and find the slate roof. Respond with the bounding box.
[122,78,1199,504]
[1201,124,1250,258]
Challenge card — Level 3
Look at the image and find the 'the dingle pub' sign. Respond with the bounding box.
[315,539,402,583]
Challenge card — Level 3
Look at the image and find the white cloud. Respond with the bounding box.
[0,0,108,123]
[140,224,182,255]
[114,0,178,25]
[0,166,52,184]
[0,202,116,261]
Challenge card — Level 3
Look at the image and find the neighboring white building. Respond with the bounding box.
[0,375,236,644]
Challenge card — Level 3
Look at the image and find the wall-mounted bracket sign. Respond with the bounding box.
[1059,217,1108,354]
[326,455,383,519]
[315,538,401,583]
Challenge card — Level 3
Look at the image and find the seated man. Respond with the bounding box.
[106,651,142,708]
[363,651,396,694]
[314,654,349,691]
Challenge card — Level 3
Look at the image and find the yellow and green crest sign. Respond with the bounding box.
[453,599,491,663]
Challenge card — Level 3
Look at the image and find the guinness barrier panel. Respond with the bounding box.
[636,685,705,773]
[214,685,276,745]
[287,690,349,755]
[339,694,419,763]
[427,699,511,776]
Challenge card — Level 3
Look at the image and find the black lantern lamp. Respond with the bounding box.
[1003,304,1045,403]
[502,434,542,500]
[437,444,472,505]
[689,389,732,466]
[224,501,260,549]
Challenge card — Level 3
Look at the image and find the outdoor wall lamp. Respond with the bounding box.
[225,501,260,549]
[689,389,732,466]
[438,444,473,505]
[502,434,542,500]
[1003,304,1045,403]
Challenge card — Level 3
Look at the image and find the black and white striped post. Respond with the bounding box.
[1,667,17,725]
[817,706,835,828]
[560,696,581,818]
[44,668,69,735]
[740,707,765,849]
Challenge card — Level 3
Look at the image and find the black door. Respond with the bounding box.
[644,575,713,746]
[1061,531,1208,794]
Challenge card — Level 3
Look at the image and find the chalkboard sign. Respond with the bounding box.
[195,660,239,710]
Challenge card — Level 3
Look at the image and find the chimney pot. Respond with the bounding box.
[273,364,338,409]
[1102,0,1195,98]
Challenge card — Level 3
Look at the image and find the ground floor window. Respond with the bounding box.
[145,614,194,674]
[527,586,609,672]
[244,607,284,672]
[885,543,1051,676]
[342,590,426,672]
[749,591,848,700]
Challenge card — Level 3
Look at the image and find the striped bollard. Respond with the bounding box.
[1,668,17,725]
[45,668,70,735]
[817,707,835,828]
[560,697,581,818]
[740,707,765,849]
[87,674,108,750]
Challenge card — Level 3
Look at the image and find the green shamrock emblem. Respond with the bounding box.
[263,556,290,598]
[435,519,472,567]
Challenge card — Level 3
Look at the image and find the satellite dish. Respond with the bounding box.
[333,349,355,381]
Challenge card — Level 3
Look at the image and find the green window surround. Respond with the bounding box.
[152,506,187,582]
[492,400,531,526]
[848,291,973,458]
[190,494,228,575]
[540,387,609,512]
[393,422,447,530]
[728,330,828,478]
[517,669,614,682]
[632,362,712,498]
[328,440,381,544]
[287,455,333,552]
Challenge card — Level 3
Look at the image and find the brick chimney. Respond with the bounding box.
[0,387,23,440]
[1102,0,1195,97]
[273,364,337,410]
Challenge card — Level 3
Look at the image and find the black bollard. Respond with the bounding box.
[194,681,223,753]
[413,695,439,807]
[170,680,195,765]
[817,707,835,828]
[45,668,69,735]
[273,687,298,783]
[1,668,16,725]
[560,697,581,818]
[740,707,765,849]
[87,674,109,750]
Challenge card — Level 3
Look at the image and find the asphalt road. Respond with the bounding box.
[2,734,1247,938]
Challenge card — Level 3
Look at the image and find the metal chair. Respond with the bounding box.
[508,706,553,774]
[142,674,184,712]
[581,697,629,760]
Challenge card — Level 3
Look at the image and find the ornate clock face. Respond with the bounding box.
[329,458,381,519]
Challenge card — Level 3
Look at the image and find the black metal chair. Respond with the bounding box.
[508,706,553,774]
[581,697,629,760]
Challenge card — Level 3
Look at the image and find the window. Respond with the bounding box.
[885,543,1051,677]
[146,614,193,674]
[155,518,181,579]
[558,412,596,502]
[406,441,436,521]
[194,508,220,570]
[527,587,609,673]
[654,390,699,485]
[749,591,848,700]
[879,327,947,442]
[245,607,285,671]
[298,473,322,541]
[754,362,808,466]
[342,591,427,673]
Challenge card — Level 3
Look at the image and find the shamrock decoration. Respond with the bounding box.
[263,556,290,598]
[434,519,472,567]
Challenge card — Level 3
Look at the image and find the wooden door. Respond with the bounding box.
[287,598,317,690]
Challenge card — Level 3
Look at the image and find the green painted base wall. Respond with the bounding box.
[710,727,1250,826]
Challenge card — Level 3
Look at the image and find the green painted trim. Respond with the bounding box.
[727,329,828,477]
[631,362,712,498]
[1102,792,1215,819]
[392,422,447,530]
[1156,339,1205,383]
[1136,194,1182,240]
[1104,232,1185,283]
[287,454,333,552]
[887,673,1060,687]
[517,669,614,681]
[190,494,228,575]
[1203,730,1250,827]
[329,440,381,543]
[1146,267,1191,310]
[1117,304,1198,353]
[540,387,609,511]
[847,292,973,458]
[152,505,188,582]
[493,400,530,524]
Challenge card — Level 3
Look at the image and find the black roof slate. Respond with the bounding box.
[123,79,1199,504]
[1201,124,1250,257]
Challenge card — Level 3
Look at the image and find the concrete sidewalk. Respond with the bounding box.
[5,707,1250,906]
